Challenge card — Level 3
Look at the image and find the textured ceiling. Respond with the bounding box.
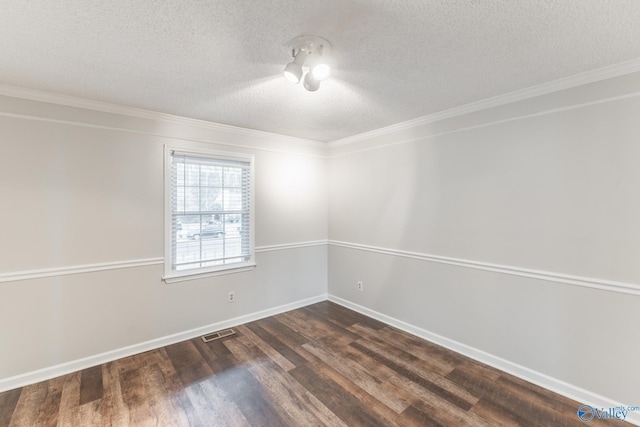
[1,1,640,142]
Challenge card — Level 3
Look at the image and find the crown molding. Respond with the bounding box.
[328,57,640,148]
[0,84,326,149]
[4,56,640,151]
[327,91,640,159]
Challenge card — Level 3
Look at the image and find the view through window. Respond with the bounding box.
[167,150,253,277]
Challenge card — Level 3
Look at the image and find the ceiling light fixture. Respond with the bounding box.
[283,35,332,92]
[283,51,305,83]
[303,72,320,92]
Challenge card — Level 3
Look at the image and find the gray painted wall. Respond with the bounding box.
[2,70,639,410]
[328,72,640,405]
[0,95,328,382]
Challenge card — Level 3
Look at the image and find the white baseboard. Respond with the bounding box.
[3,292,637,425]
[0,294,327,393]
[329,295,640,426]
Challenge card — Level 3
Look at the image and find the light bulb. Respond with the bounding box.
[312,63,331,81]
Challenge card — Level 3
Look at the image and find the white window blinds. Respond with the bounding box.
[166,149,254,279]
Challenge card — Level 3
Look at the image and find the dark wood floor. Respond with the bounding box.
[0,301,613,426]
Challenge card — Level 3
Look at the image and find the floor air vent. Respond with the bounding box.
[201,328,236,343]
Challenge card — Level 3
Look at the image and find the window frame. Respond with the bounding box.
[163,145,255,283]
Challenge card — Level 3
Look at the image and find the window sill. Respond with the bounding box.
[163,263,256,284]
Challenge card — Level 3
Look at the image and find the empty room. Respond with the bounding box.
[1,1,639,426]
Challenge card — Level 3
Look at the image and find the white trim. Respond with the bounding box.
[0,294,327,393]
[3,240,637,297]
[0,258,163,284]
[163,264,257,284]
[3,58,640,155]
[327,91,640,158]
[3,57,640,159]
[329,57,640,148]
[0,84,324,149]
[255,240,328,253]
[328,295,640,426]
[0,240,326,284]
[0,111,326,159]
[163,146,256,282]
[328,240,640,296]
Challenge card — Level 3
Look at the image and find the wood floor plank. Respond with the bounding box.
[277,309,360,347]
[302,301,387,331]
[75,398,104,427]
[145,348,193,425]
[319,337,398,381]
[78,365,103,406]
[401,404,449,427]
[139,362,189,427]
[368,326,458,375]
[227,334,338,426]
[0,301,605,426]
[236,324,297,371]
[348,323,457,378]
[161,384,202,427]
[468,373,613,427]
[408,387,495,427]
[7,383,48,427]
[242,322,307,369]
[193,336,290,426]
[165,340,215,386]
[96,361,127,427]
[191,332,239,374]
[351,339,478,410]
[119,366,153,426]
[233,337,348,427]
[185,379,250,427]
[302,341,414,414]
[260,316,309,347]
[55,372,83,427]
[0,388,22,427]
[33,376,65,427]
[178,339,251,426]
[289,362,390,427]
[212,363,288,426]
[497,373,600,424]
[295,346,417,426]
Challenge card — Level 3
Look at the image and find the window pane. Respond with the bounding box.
[185,164,200,186]
[201,165,222,186]
[224,167,242,187]
[175,187,185,213]
[169,151,252,275]
[225,188,243,211]
[185,187,200,212]
[200,187,220,212]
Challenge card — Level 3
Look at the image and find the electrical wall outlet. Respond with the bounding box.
[357,281,363,291]
[228,291,235,303]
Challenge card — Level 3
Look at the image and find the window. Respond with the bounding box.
[164,147,254,282]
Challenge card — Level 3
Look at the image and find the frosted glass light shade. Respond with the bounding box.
[303,73,320,91]
[311,63,331,81]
